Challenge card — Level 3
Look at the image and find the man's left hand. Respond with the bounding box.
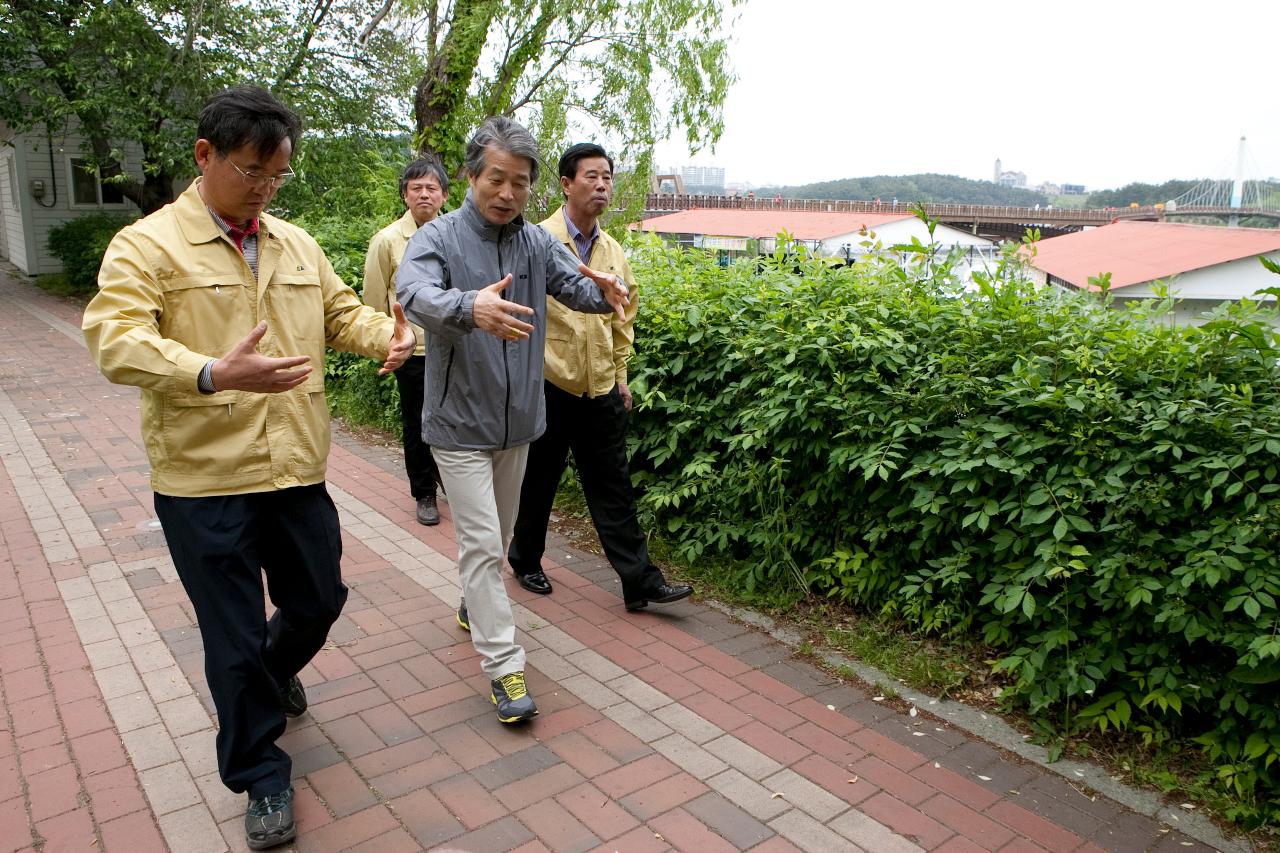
[618,381,633,412]
[577,263,629,321]
[379,303,415,375]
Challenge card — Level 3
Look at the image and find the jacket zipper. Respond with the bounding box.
[497,226,511,449]
[438,347,454,407]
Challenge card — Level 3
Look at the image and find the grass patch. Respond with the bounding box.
[34,272,90,298]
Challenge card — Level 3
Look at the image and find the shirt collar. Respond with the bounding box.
[205,205,259,239]
[562,207,599,244]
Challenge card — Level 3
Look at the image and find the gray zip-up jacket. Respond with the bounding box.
[396,192,613,451]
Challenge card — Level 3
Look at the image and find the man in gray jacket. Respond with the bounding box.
[397,117,628,723]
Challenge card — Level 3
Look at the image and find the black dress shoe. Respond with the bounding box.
[625,583,693,611]
[416,496,439,525]
[515,570,553,595]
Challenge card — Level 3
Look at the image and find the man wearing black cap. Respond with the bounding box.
[507,143,693,611]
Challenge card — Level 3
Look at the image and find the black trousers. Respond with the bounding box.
[394,354,440,500]
[154,484,347,799]
[509,381,663,602]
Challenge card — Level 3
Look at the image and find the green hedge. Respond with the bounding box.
[47,212,136,292]
[625,239,1280,825]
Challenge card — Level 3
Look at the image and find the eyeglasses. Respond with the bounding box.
[225,157,295,190]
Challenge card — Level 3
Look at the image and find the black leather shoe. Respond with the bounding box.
[278,675,307,718]
[515,570,553,595]
[416,496,440,526]
[245,786,295,849]
[625,583,693,612]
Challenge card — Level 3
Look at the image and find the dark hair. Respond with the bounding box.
[197,86,302,160]
[558,143,613,181]
[463,117,541,183]
[399,156,450,197]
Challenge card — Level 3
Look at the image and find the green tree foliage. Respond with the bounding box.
[623,237,1280,827]
[386,0,739,219]
[766,173,1048,206]
[274,134,412,222]
[1085,179,1201,208]
[0,0,413,212]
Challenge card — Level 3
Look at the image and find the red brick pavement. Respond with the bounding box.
[0,269,1228,852]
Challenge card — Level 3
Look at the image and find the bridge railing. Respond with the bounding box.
[643,194,1165,224]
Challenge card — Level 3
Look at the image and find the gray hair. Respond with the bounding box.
[463,116,541,184]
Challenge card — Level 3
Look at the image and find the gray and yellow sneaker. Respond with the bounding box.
[456,598,470,632]
[277,675,307,718]
[491,671,538,723]
[245,786,295,850]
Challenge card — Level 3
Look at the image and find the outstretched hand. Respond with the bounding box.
[379,302,416,375]
[578,263,629,321]
[473,274,536,342]
[209,322,311,393]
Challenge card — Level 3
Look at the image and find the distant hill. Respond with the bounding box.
[1084,180,1201,208]
[1084,178,1280,209]
[763,174,1048,206]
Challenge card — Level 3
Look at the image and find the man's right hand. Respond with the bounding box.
[209,322,312,393]
[472,274,535,342]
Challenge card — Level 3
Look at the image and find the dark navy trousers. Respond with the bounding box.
[154,483,347,799]
[509,381,664,602]
[394,354,440,500]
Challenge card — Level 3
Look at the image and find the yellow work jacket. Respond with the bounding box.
[538,206,637,398]
[362,210,426,356]
[83,179,394,497]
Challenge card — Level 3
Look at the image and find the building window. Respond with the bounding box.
[68,158,125,207]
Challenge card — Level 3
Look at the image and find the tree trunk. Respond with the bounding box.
[90,138,177,214]
[412,0,499,164]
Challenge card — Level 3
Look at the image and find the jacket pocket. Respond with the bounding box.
[159,392,268,479]
[157,276,252,356]
[266,274,326,383]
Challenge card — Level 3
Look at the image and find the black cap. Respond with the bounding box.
[558,143,611,179]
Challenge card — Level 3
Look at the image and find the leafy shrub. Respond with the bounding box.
[625,236,1280,826]
[46,212,136,291]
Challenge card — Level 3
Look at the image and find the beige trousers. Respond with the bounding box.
[431,445,529,679]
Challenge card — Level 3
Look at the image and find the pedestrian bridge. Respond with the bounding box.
[644,194,1280,240]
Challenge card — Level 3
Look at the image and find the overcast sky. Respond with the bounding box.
[653,0,1280,192]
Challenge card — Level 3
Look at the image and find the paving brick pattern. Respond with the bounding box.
[0,269,1222,851]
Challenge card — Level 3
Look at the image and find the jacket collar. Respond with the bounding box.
[173,177,278,245]
[396,209,419,239]
[459,189,524,242]
[540,205,572,245]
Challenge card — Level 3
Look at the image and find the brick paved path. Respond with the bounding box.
[0,269,1224,852]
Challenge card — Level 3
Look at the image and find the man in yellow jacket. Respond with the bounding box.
[507,143,692,611]
[363,157,448,525]
[82,86,414,851]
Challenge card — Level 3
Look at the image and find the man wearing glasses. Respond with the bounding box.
[83,86,414,850]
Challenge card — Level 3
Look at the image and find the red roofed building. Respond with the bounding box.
[633,208,994,264]
[1029,221,1280,324]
